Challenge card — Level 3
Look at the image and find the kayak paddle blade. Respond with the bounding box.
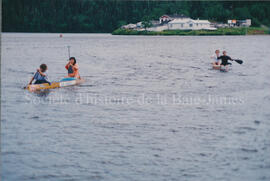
[234,59,243,64]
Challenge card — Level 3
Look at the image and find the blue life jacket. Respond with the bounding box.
[33,71,48,81]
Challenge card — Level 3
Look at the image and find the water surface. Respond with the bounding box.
[1,33,270,181]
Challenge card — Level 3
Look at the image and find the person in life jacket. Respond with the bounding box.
[28,64,51,85]
[65,57,81,79]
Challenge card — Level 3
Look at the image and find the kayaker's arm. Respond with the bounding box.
[73,65,78,71]
[228,56,234,61]
[29,71,39,85]
[29,77,34,85]
[65,63,70,70]
[37,69,46,77]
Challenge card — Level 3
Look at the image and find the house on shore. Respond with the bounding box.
[159,14,189,24]
[228,19,251,27]
[121,14,216,31]
[167,18,215,30]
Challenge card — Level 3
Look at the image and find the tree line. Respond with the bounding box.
[3,0,270,33]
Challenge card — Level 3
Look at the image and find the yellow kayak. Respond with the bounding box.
[26,78,85,92]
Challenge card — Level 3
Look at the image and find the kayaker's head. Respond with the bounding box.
[40,64,47,72]
[223,51,227,56]
[215,50,220,55]
[69,57,76,65]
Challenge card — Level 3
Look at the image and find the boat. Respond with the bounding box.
[212,65,230,72]
[26,77,85,92]
[212,64,221,70]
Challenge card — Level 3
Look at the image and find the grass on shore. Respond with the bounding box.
[112,27,269,36]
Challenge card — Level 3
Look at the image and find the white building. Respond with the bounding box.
[159,14,189,24]
[228,19,251,27]
[121,14,216,31]
[146,25,168,32]
[167,18,215,30]
[122,23,137,29]
[136,22,142,28]
[244,19,252,26]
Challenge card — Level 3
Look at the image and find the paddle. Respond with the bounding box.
[233,59,243,64]
[67,45,71,58]
[66,46,81,79]
[24,71,38,89]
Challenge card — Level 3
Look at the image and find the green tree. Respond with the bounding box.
[142,16,152,30]
[2,0,270,33]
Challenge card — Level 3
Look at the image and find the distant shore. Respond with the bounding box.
[112,27,269,36]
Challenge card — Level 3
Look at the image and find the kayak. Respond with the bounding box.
[212,65,221,70]
[212,65,230,72]
[26,77,85,92]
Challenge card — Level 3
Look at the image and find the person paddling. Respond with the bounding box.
[218,51,233,71]
[211,50,221,66]
[65,57,81,79]
[28,64,51,85]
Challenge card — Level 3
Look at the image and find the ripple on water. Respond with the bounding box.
[237,126,256,131]
[2,33,270,181]
[240,148,258,153]
[254,120,260,124]
[31,116,39,119]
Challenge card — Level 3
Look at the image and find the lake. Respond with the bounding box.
[1,33,270,181]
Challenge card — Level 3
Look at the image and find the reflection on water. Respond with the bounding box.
[35,89,51,97]
[1,33,270,181]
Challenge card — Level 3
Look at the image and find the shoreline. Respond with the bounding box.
[112,27,270,36]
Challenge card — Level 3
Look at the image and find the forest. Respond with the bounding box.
[3,0,270,33]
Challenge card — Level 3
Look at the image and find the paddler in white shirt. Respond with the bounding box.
[211,50,221,66]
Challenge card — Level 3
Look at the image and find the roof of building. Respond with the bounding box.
[169,14,189,19]
[160,14,189,19]
[168,18,192,24]
[194,20,211,24]
[168,19,210,24]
